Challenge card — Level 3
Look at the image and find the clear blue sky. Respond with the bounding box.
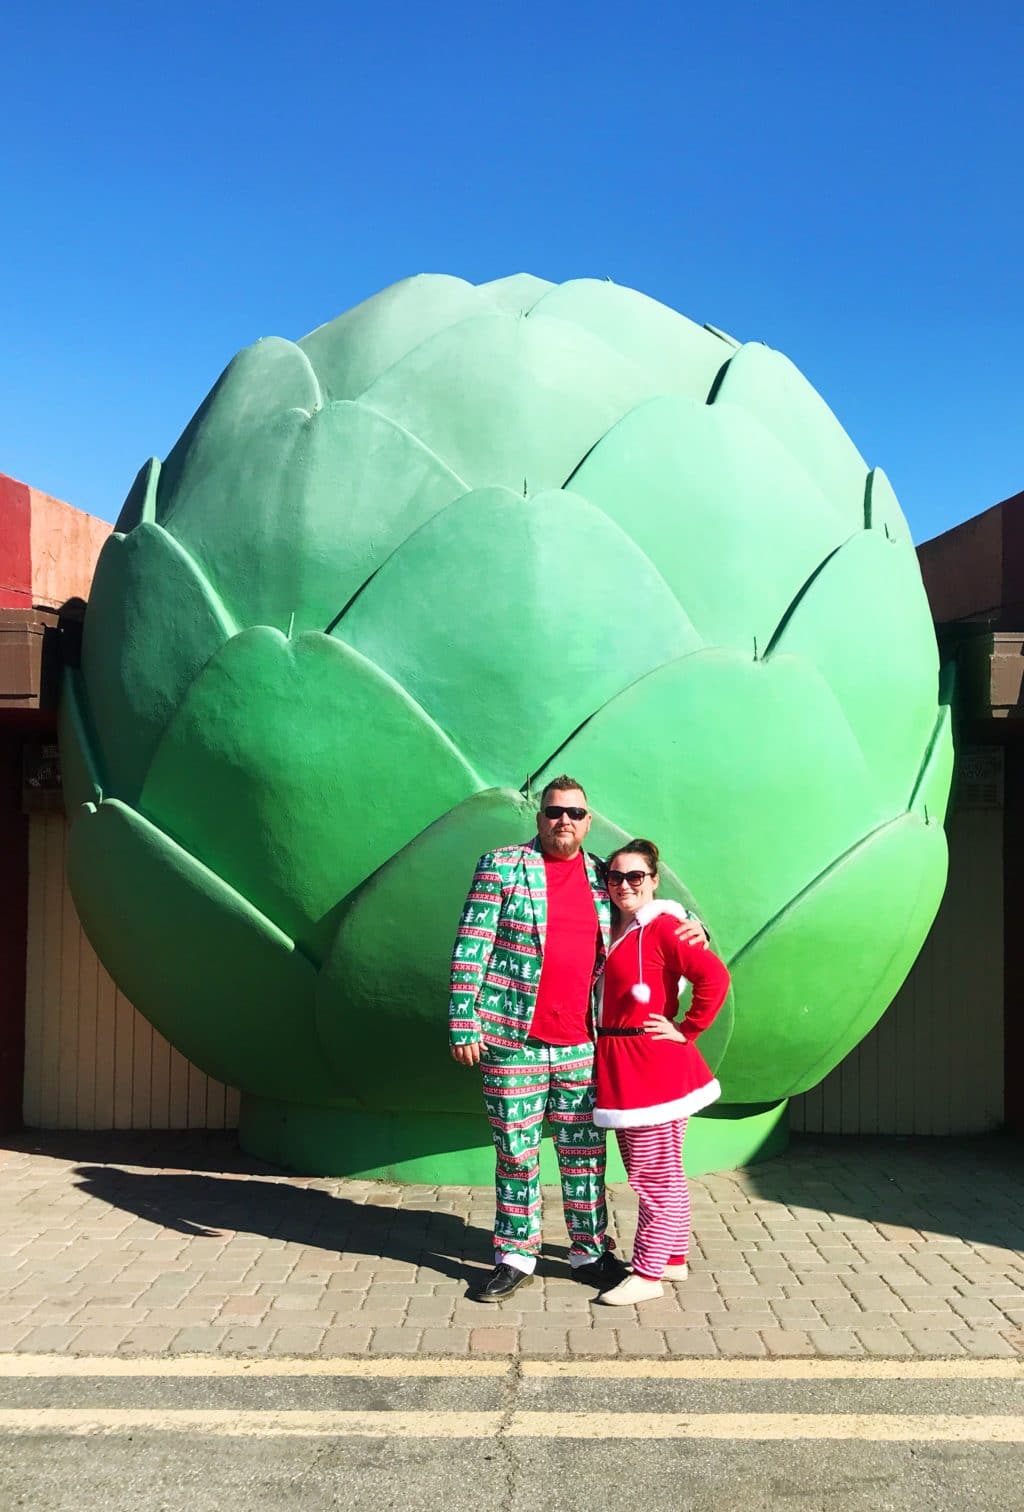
[2,1,1020,542]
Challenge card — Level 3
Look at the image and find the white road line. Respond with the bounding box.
[0,1409,1021,1442]
[0,1355,1019,1381]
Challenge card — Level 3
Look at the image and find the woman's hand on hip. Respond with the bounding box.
[644,1015,687,1043]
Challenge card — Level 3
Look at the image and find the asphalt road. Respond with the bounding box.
[1,1358,1021,1511]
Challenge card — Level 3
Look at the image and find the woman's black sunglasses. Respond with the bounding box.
[606,869,653,888]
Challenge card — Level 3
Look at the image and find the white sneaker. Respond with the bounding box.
[598,1274,664,1306]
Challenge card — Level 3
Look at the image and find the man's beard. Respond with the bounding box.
[548,833,579,856]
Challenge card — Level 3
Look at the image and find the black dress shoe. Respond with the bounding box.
[472,1263,534,1303]
[571,1250,630,1291]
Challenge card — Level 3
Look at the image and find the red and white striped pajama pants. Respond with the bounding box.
[615,1118,690,1279]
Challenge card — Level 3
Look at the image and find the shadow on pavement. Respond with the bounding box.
[67,1163,494,1283]
[6,1129,1024,1272]
[740,1134,1024,1254]
[2,1131,497,1283]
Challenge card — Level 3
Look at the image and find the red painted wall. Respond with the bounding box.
[0,475,32,608]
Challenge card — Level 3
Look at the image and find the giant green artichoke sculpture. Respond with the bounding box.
[61,274,952,1180]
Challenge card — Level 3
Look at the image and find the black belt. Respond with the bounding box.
[597,1027,647,1037]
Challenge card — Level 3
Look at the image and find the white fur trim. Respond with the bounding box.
[635,900,690,926]
[593,1079,722,1128]
[630,982,652,1003]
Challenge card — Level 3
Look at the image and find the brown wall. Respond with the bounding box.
[0,731,28,1128]
[1002,739,1024,1132]
[0,475,111,1128]
[791,795,1005,1136]
[22,812,239,1131]
[919,489,1024,630]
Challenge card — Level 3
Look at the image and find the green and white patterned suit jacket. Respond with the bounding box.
[448,839,612,1050]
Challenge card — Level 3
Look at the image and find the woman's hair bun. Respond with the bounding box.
[634,837,660,869]
[608,837,660,872]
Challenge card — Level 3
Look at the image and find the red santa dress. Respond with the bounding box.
[593,900,730,1129]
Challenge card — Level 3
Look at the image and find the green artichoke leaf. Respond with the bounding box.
[58,668,104,812]
[332,485,700,786]
[314,788,733,1112]
[113,456,160,534]
[358,311,665,494]
[79,523,234,804]
[282,401,467,629]
[865,467,914,547]
[712,343,869,535]
[910,666,955,822]
[154,333,467,636]
[138,628,480,962]
[767,530,940,818]
[703,323,741,348]
[477,273,555,313]
[299,274,493,402]
[159,335,320,515]
[528,279,733,402]
[318,788,536,1115]
[536,648,880,960]
[68,799,338,1105]
[717,811,948,1101]
[568,394,850,655]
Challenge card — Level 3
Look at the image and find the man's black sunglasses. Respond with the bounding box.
[542,805,588,821]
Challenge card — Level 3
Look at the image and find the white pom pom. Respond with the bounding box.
[631,982,652,1003]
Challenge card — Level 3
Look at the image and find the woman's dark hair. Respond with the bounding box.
[606,838,660,876]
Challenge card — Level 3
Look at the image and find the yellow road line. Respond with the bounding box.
[0,1409,499,1438]
[524,1359,1024,1381]
[0,1355,1019,1381]
[0,1409,1021,1441]
[0,1356,509,1379]
[507,1413,1024,1442]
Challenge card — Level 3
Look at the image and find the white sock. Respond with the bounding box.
[498,1252,536,1275]
[568,1251,603,1269]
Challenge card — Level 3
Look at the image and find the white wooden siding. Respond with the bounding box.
[22,812,240,1130]
[790,804,1004,1135]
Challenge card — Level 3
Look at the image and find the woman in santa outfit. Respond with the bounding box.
[594,839,730,1307]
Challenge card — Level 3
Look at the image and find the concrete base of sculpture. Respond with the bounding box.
[238,1097,790,1184]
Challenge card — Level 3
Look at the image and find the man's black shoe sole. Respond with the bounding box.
[471,1274,535,1303]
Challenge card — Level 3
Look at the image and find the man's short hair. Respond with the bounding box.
[539,774,588,808]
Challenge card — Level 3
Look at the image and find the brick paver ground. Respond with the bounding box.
[1,1132,1022,1359]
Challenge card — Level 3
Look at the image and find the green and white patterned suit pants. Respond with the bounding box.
[481,1038,609,1265]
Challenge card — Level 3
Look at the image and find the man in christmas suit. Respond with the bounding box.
[448,776,622,1300]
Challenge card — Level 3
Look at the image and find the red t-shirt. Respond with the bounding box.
[528,852,600,1046]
